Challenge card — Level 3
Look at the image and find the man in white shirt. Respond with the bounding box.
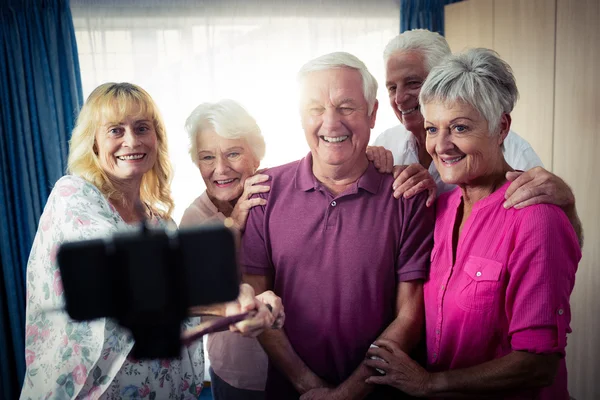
[373,29,582,245]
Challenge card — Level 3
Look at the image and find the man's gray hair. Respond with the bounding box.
[419,48,519,134]
[185,99,265,164]
[297,51,378,115]
[383,29,451,72]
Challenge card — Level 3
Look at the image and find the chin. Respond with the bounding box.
[212,190,242,203]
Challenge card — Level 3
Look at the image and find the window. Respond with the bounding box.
[72,0,400,222]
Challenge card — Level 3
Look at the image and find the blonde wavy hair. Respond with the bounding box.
[67,82,174,219]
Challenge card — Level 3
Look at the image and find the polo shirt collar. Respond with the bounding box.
[294,152,382,195]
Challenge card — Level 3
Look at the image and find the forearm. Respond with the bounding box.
[336,302,425,399]
[563,203,584,248]
[427,351,559,398]
[258,328,328,394]
[379,303,424,353]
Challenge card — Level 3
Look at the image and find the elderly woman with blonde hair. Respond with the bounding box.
[365,49,581,399]
[21,83,275,400]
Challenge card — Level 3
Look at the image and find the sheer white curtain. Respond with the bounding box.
[70,0,400,222]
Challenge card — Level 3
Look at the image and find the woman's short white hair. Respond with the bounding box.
[185,99,265,164]
[419,48,519,134]
[297,51,378,115]
[383,29,451,72]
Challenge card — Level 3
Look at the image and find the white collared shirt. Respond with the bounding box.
[373,124,544,196]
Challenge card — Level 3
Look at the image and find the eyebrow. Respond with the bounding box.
[336,98,358,106]
[424,117,475,125]
[223,146,244,153]
[103,119,151,127]
[450,117,474,123]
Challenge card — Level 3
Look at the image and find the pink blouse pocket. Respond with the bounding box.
[457,256,503,312]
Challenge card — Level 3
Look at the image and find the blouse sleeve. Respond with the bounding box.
[21,176,134,399]
[505,204,581,357]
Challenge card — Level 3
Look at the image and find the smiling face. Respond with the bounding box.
[94,105,158,184]
[385,50,429,135]
[300,67,377,174]
[196,129,259,203]
[423,100,509,185]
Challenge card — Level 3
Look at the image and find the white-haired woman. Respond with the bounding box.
[365,49,581,399]
[180,99,277,400]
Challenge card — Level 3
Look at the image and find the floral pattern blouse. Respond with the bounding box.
[21,175,204,400]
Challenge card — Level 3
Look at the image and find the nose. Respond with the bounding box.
[321,107,343,132]
[214,155,232,174]
[435,130,455,154]
[395,86,413,106]
[123,127,140,148]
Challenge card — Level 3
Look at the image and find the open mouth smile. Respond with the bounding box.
[321,135,349,143]
[117,153,146,161]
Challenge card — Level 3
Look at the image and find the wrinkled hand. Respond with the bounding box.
[299,387,339,400]
[256,290,285,329]
[364,339,431,397]
[230,174,270,231]
[367,146,394,174]
[226,283,274,337]
[504,167,575,209]
[392,164,436,206]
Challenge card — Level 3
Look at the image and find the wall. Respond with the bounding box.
[445,1,599,399]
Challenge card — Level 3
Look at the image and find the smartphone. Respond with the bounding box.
[56,224,240,358]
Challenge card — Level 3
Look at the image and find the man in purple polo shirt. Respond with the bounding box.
[242,52,434,400]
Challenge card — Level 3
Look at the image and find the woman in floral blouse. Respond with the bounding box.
[20,83,277,400]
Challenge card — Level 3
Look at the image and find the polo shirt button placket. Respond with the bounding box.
[331,201,337,207]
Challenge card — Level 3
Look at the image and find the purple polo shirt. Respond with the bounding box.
[241,153,434,398]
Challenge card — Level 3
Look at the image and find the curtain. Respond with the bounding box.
[401,0,463,35]
[70,0,401,224]
[0,0,83,398]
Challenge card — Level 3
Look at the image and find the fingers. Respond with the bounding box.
[240,174,270,201]
[504,185,545,209]
[364,358,389,372]
[384,151,394,174]
[245,173,270,186]
[505,170,523,182]
[239,197,268,211]
[402,177,435,199]
[504,169,536,201]
[392,164,424,196]
[256,290,285,329]
[233,300,274,337]
[365,375,390,385]
[426,186,436,207]
[373,338,401,353]
[366,146,383,170]
[509,195,553,209]
[236,283,257,312]
[393,172,431,199]
[393,165,409,179]
[366,345,389,360]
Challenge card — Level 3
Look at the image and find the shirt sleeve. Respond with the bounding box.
[21,176,133,399]
[503,131,544,171]
[396,191,435,282]
[506,205,581,356]
[240,193,272,277]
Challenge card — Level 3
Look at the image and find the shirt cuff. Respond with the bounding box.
[511,328,565,357]
[397,269,428,282]
[242,265,270,276]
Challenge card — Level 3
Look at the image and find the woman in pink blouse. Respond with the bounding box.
[365,49,581,399]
